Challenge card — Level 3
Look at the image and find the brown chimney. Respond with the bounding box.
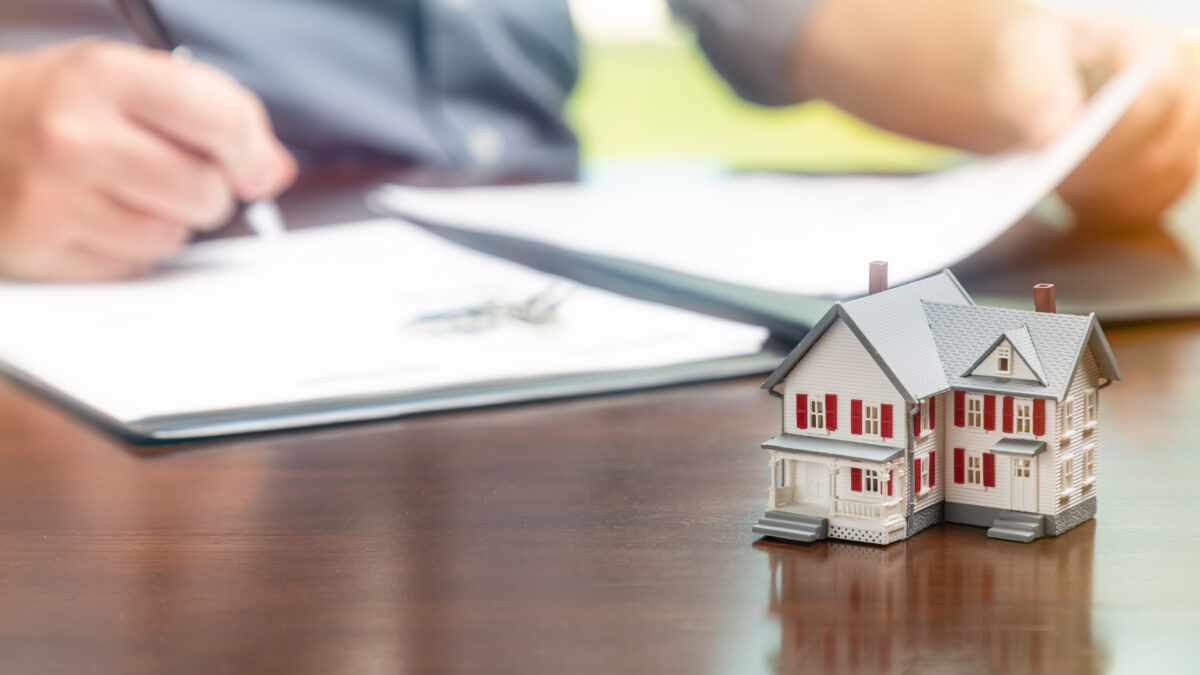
[869,261,888,295]
[1034,283,1056,313]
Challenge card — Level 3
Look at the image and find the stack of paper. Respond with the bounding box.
[0,221,769,440]
[373,46,1165,298]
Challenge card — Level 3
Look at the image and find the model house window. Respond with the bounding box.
[967,455,982,485]
[1015,400,1032,434]
[920,458,929,490]
[863,404,880,436]
[1063,399,1075,436]
[863,469,880,493]
[1014,458,1031,479]
[1083,447,1096,485]
[1061,456,1076,495]
[996,346,1012,374]
[1084,390,1098,427]
[809,398,825,430]
[920,399,931,435]
[966,396,983,429]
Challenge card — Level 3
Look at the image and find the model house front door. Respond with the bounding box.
[794,462,828,506]
[1011,458,1036,512]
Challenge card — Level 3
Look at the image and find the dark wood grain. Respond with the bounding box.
[0,320,1197,674]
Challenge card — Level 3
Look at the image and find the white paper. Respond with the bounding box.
[0,220,767,423]
[374,48,1164,297]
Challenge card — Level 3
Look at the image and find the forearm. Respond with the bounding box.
[794,0,1067,152]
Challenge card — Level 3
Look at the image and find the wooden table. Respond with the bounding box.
[0,318,1196,674]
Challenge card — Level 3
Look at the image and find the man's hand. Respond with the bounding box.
[794,0,1200,229]
[0,39,297,281]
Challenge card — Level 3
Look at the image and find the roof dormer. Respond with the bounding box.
[962,326,1046,385]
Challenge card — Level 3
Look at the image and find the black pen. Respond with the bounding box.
[112,0,288,241]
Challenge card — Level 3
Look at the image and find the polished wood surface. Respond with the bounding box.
[0,319,1197,674]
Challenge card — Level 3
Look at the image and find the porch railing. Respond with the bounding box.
[834,497,904,523]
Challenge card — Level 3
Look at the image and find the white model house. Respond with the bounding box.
[753,265,1121,544]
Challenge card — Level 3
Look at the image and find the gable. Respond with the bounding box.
[763,270,974,401]
[965,334,1045,384]
[779,317,903,404]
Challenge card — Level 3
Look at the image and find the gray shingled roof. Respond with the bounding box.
[763,269,1122,403]
[924,301,1120,400]
[840,271,976,400]
[763,270,974,403]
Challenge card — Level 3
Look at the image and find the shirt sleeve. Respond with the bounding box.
[669,0,820,107]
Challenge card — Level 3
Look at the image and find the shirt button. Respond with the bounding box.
[466,124,505,167]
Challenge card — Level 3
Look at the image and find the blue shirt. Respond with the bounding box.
[0,0,815,179]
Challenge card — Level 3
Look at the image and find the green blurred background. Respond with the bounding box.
[567,27,959,174]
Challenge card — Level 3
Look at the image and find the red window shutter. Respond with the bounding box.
[983,453,996,487]
[913,402,922,437]
[930,398,936,429]
[929,450,936,487]
[887,470,894,497]
[851,399,863,435]
[914,458,922,494]
[796,394,807,429]
[984,395,996,431]
[881,404,893,438]
[826,394,838,431]
[954,448,965,484]
[1033,399,1045,436]
[851,467,862,492]
[1002,396,1014,434]
[954,391,965,427]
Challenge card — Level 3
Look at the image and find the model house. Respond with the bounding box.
[753,263,1121,544]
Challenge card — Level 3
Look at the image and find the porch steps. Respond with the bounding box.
[987,511,1046,543]
[753,510,828,544]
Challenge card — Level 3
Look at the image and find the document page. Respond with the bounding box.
[0,221,768,425]
[374,48,1162,298]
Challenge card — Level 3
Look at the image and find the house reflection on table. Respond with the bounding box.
[757,521,1101,674]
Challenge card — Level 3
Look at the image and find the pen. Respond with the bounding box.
[111,0,288,241]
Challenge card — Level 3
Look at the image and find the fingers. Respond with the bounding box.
[0,175,191,281]
[106,46,296,200]
[0,39,299,281]
[90,119,235,230]
[1059,34,1200,228]
[14,244,152,283]
[74,197,190,265]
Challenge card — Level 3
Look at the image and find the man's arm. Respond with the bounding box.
[674,0,1200,228]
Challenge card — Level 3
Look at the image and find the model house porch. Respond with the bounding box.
[760,434,908,545]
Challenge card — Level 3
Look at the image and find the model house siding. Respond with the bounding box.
[781,319,904,447]
[1051,348,1101,514]
[943,390,1056,513]
[912,394,944,511]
